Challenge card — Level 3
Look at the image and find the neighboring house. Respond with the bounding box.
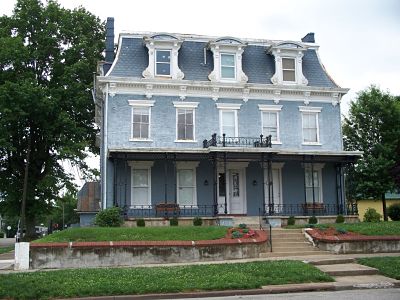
[94,18,361,224]
[77,182,101,226]
[357,192,400,221]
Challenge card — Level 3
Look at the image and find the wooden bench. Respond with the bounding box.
[302,203,325,211]
[155,203,180,216]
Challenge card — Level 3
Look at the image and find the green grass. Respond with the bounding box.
[285,221,400,235]
[357,257,400,279]
[0,246,14,254]
[33,226,228,243]
[0,261,333,299]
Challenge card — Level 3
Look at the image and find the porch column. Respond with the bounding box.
[267,158,273,215]
[113,158,117,207]
[174,153,177,204]
[261,153,266,215]
[213,153,218,216]
[335,163,343,215]
[164,153,168,204]
[303,156,308,214]
[224,152,227,214]
[124,155,128,215]
[311,157,316,216]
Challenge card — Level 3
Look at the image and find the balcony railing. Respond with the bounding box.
[203,133,272,148]
[264,203,358,216]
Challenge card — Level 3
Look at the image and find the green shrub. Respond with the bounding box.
[387,203,400,221]
[170,217,179,226]
[136,219,145,227]
[231,231,243,239]
[335,214,345,223]
[287,216,295,226]
[308,216,318,224]
[363,208,382,222]
[242,228,249,233]
[336,227,348,234]
[193,217,203,226]
[238,223,247,229]
[94,207,123,227]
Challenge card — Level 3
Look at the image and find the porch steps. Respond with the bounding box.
[259,228,329,257]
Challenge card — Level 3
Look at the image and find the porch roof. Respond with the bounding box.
[108,147,361,163]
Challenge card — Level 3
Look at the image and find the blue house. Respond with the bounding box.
[94,18,360,225]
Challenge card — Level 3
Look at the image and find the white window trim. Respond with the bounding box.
[299,106,322,145]
[303,163,324,204]
[176,161,199,207]
[216,104,241,137]
[128,100,155,141]
[155,49,171,77]
[142,35,184,80]
[259,105,282,144]
[128,161,154,208]
[268,41,308,86]
[208,38,248,83]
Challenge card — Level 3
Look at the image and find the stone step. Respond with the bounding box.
[272,246,320,253]
[272,241,313,247]
[316,263,379,276]
[272,236,306,241]
[308,258,356,265]
[260,250,329,258]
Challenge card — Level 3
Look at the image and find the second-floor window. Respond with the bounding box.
[262,112,278,141]
[128,100,155,141]
[155,49,171,76]
[177,108,194,141]
[282,58,296,82]
[221,53,235,79]
[221,110,237,137]
[299,106,321,145]
[132,107,150,139]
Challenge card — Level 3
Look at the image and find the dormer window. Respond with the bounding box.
[269,42,308,86]
[142,34,184,80]
[155,49,171,76]
[221,53,236,79]
[282,58,295,82]
[208,37,248,83]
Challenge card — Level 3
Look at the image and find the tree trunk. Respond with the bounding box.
[382,192,388,221]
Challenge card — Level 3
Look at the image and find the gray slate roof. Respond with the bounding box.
[108,36,338,88]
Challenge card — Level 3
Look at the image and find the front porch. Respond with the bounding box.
[107,146,359,220]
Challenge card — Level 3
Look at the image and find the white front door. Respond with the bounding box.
[229,169,246,214]
[265,168,282,210]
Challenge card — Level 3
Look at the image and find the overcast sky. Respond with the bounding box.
[1,0,399,186]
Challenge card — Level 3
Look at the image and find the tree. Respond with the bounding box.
[47,192,79,230]
[0,0,104,238]
[343,86,400,221]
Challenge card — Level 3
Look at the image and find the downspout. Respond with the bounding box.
[102,83,109,209]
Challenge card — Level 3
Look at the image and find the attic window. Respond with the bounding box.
[282,58,295,82]
[142,34,184,80]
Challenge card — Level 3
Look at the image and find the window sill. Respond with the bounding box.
[271,141,282,145]
[177,205,198,209]
[174,140,198,143]
[302,142,322,146]
[129,205,152,209]
[129,139,153,142]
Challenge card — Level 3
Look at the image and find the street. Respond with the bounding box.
[174,288,400,300]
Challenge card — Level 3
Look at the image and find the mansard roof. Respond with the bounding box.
[106,32,338,88]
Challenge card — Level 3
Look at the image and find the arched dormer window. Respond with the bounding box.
[142,34,184,80]
[268,41,308,86]
[208,37,248,83]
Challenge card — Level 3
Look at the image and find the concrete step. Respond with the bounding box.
[272,246,320,253]
[260,250,329,258]
[272,241,312,246]
[308,258,356,265]
[316,263,379,276]
[272,236,307,241]
[0,260,14,270]
[333,275,400,289]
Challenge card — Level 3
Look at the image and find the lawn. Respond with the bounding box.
[33,226,228,243]
[285,221,400,236]
[357,257,400,279]
[0,261,333,299]
[0,246,14,255]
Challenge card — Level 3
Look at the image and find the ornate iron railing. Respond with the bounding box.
[203,133,272,148]
[264,203,358,216]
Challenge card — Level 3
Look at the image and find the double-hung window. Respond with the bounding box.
[128,161,154,208]
[176,162,199,207]
[220,53,236,80]
[155,49,171,76]
[217,103,241,138]
[259,105,282,143]
[282,58,296,82]
[299,106,321,145]
[304,164,324,203]
[128,100,155,141]
[173,102,198,142]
